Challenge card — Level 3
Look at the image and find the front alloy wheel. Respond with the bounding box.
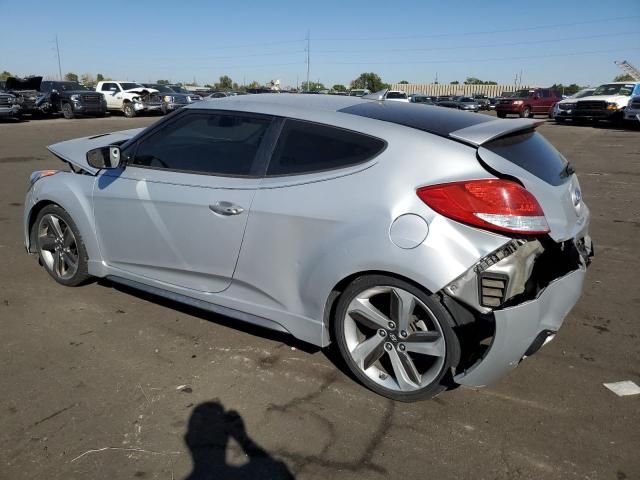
[35,205,90,286]
[334,275,459,401]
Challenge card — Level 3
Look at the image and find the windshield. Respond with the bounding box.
[592,83,635,96]
[170,85,189,93]
[460,97,474,102]
[120,82,145,91]
[386,92,407,99]
[572,89,595,99]
[514,89,534,97]
[56,82,90,91]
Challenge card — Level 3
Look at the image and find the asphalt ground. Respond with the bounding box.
[0,112,638,480]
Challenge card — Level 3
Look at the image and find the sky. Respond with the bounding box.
[1,0,639,89]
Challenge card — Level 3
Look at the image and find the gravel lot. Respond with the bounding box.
[0,113,638,480]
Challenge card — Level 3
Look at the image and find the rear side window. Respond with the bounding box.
[266,120,385,176]
[131,112,272,176]
[484,131,570,186]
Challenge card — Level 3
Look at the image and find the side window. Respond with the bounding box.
[267,119,385,176]
[101,83,112,91]
[40,82,51,92]
[131,112,271,176]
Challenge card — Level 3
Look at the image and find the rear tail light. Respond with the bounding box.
[416,179,549,235]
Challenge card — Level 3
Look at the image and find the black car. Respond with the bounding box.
[4,76,42,114]
[40,81,107,119]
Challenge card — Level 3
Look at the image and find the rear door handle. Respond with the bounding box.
[209,201,245,216]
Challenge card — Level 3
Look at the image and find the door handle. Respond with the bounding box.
[209,201,244,216]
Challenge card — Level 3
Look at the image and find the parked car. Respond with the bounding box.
[384,90,409,102]
[551,88,595,122]
[348,89,370,97]
[623,95,640,124]
[408,94,434,105]
[472,95,491,110]
[38,81,107,119]
[142,83,194,114]
[95,81,163,117]
[3,76,43,115]
[0,91,21,119]
[495,88,562,118]
[571,82,640,124]
[24,94,592,401]
[437,96,480,112]
[166,85,203,102]
[208,91,235,99]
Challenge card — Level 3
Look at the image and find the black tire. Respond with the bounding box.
[61,103,75,119]
[123,102,136,118]
[33,204,91,287]
[497,112,506,118]
[332,275,460,402]
[555,118,566,124]
[520,107,531,118]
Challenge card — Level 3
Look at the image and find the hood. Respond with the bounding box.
[6,76,42,91]
[47,128,144,174]
[576,95,631,107]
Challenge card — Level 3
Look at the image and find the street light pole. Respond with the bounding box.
[305,31,310,91]
[55,35,63,80]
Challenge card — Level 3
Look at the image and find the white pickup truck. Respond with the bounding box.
[570,81,640,123]
[95,81,163,117]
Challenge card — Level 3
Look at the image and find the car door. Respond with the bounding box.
[100,82,120,109]
[92,110,275,293]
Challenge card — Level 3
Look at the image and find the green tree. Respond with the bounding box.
[450,80,459,85]
[332,84,347,92]
[350,72,389,92]
[80,73,95,87]
[217,75,233,90]
[301,81,324,91]
[64,72,78,82]
[464,77,497,85]
[614,73,635,82]
[156,79,170,84]
[398,80,409,84]
[96,73,104,82]
[551,83,583,95]
[0,70,12,80]
[247,80,261,89]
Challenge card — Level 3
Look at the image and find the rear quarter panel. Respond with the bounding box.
[229,126,511,346]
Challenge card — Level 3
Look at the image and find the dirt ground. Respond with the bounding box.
[0,113,638,480]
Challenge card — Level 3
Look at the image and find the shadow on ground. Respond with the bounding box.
[184,401,295,480]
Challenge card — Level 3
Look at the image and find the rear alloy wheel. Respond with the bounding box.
[34,205,90,286]
[123,102,136,118]
[520,107,531,118]
[62,103,75,119]
[334,275,459,401]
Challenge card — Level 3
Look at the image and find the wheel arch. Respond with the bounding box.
[26,174,102,269]
[322,269,438,346]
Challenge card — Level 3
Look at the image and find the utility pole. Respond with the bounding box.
[305,30,310,91]
[55,35,63,80]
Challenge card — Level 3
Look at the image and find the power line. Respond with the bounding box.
[314,47,640,66]
[313,15,640,41]
[312,31,638,55]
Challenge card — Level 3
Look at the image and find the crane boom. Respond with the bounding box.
[614,60,640,81]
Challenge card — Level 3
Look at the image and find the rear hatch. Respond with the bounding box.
[451,121,587,242]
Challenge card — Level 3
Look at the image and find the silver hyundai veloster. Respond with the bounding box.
[24,92,593,401]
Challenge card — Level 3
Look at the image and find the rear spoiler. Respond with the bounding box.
[449,118,544,147]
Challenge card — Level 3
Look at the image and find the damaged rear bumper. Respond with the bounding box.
[443,235,593,387]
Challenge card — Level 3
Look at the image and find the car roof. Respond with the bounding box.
[193,94,493,139]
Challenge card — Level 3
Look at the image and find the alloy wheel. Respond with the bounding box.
[343,286,446,392]
[37,214,79,281]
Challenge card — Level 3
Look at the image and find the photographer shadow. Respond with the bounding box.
[185,401,294,480]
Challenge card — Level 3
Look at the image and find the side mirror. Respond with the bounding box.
[86,146,121,169]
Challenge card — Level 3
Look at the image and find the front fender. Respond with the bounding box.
[25,172,104,275]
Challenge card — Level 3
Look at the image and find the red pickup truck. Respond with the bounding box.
[496,88,562,118]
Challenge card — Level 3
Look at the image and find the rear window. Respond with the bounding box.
[267,119,385,176]
[484,131,570,186]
